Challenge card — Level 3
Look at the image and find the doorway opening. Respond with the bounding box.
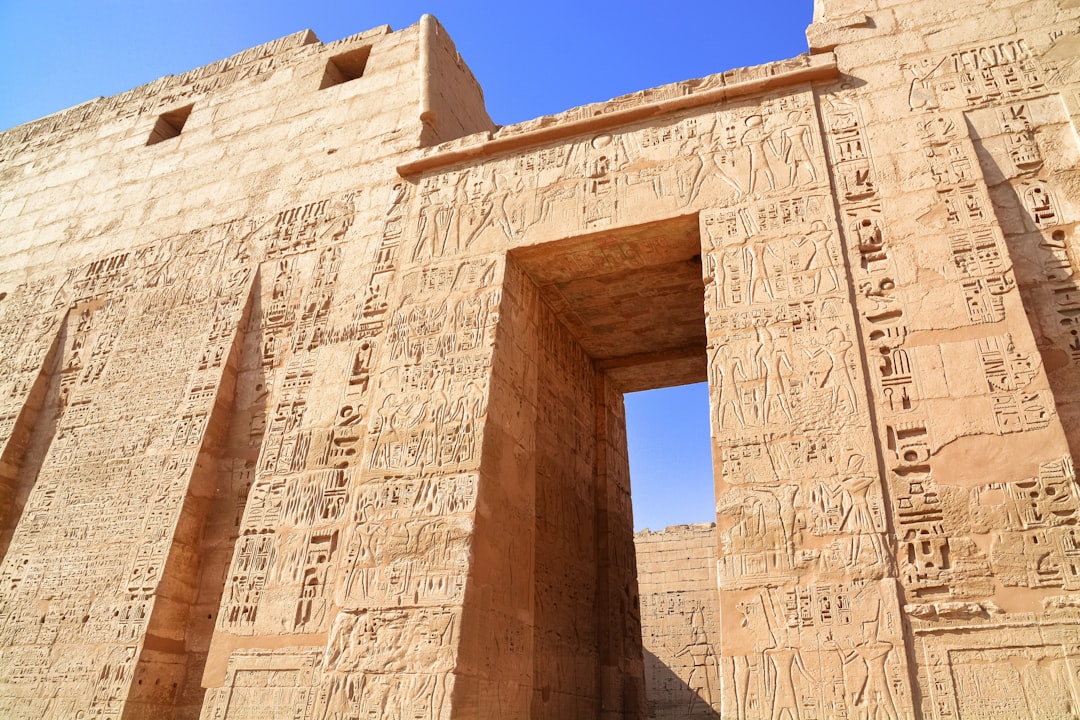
[504,213,718,718]
[625,381,715,533]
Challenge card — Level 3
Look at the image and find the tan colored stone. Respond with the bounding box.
[1,1,1080,717]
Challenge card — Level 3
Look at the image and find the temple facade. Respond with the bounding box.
[1,0,1079,717]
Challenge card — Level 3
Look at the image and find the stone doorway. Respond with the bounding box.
[464,214,711,718]
[626,382,719,718]
[510,213,708,393]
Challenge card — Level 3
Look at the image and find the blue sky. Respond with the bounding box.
[0,0,813,530]
[0,0,812,129]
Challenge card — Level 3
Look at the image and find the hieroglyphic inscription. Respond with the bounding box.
[703,87,914,720]
[965,95,1080,458]
[823,33,1080,713]
[917,113,1016,325]
[212,184,404,646]
[818,88,982,606]
[906,39,1051,111]
[0,278,67,544]
[822,89,979,606]
[0,232,253,717]
[2,7,1080,719]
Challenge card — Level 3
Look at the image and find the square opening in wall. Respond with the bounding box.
[320,46,371,89]
[147,104,193,145]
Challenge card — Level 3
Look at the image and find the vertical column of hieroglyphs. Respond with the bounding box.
[818,82,955,720]
[821,34,1080,717]
[168,240,263,719]
[0,231,254,719]
[700,87,915,720]
[201,174,500,719]
[327,171,499,719]
[171,199,380,720]
[0,278,66,559]
[911,40,1080,718]
[199,187,388,718]
[967,95,1080,450]
[124,231,258,720]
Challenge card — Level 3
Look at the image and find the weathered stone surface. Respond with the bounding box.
[635,524,722,718]
[1,0,1079,717]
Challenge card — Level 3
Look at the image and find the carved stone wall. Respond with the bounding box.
[635,524,722,719]
[1,0,1080,718]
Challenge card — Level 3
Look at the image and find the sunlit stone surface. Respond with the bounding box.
[1,1,1079,717]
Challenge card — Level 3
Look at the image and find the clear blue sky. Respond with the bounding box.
[626,383,716,531]
[0,0,812,130]
[0,0,812,531]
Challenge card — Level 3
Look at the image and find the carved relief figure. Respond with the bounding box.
[673,608,721,715]
[779,110,818,187]
[764,628,815,720]
[743,115,780,195]
[757,325,794,426]
[710,340,747,430]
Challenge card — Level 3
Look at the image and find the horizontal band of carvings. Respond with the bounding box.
[397,52,839,177]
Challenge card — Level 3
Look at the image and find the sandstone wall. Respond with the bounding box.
[0,0,1079,717]
[0,19,503,720]
[458,257,645,718]
[635,524,721,719]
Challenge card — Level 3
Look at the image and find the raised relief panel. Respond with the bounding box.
[965,95,1080,461]
[317,607,458,719]
[366,257,499,475]
[200,649,321,720]
[912,620,1080,720]
[722,579,912,720]
[408,91,832,257]
[337,474,476,607]
[702,86,914,720]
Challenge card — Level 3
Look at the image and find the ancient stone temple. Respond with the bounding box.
[1,0,1079,716]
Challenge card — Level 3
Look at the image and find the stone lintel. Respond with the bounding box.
[396,52,839,177]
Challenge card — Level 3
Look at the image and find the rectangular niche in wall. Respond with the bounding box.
[320,46,371,89]
[147,104,193,145]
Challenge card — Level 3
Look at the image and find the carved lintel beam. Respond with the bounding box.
[397,52,839,177]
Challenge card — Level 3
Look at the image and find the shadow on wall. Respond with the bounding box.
[643,649,721,719]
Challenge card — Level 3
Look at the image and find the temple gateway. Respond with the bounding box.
[1,0,1079,717]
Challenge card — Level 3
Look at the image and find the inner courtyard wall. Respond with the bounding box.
[635,524,722,719]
